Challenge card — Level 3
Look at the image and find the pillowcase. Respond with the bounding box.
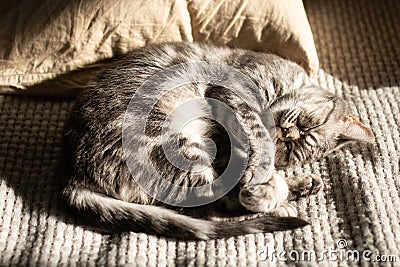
[0,0,319,95]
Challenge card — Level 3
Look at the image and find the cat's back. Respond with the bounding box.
[91,42,306,98]
[74,42,308,126]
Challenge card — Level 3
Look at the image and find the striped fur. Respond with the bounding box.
[62,42,374,239]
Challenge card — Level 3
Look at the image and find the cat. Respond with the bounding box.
[62,42,375,240]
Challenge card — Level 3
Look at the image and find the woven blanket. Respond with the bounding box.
[0,0,399,266]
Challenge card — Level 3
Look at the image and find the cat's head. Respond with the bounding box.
[271,87,375,168]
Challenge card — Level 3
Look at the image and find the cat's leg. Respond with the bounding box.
[205,86,294,215]
[286,174,323,201]
[239,171,297,217]
[148,115,219,200]
[204,86,274,186]
[142,86,221,202]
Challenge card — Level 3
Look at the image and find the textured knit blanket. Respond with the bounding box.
[1,0,399,266]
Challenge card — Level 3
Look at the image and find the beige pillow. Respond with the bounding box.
[0,0,318,95]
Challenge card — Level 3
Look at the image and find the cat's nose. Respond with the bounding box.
[281,127,289,135]
[282,126,300,140]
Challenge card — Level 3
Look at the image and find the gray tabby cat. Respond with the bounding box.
[62,42,374,240]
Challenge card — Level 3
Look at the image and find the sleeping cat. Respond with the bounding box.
[62,42,374,240]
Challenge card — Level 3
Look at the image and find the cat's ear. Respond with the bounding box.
[338,115,375,144]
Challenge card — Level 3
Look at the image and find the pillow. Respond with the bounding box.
[0,0,319,95]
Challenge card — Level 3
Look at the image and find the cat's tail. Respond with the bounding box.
[63,187,308,240]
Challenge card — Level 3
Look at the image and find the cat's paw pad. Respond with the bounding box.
[273,203,298,217]
[287,174,323,200]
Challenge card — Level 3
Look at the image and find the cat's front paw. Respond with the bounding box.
[239,172,289,213]
[273,203,298,217]
[286,174,323,201]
